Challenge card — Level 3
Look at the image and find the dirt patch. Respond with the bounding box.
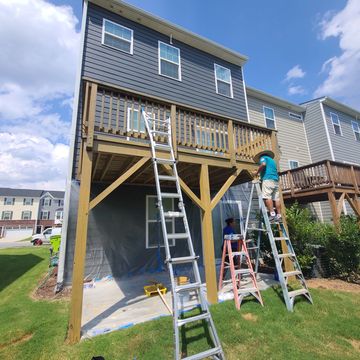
[347,339,360,352]
[242,313,258,322]
[32,267,71,301]
[0,333,33,349]
[307,278,360,293]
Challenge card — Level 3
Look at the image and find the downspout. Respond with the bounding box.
[241,67,250,122]
[56,0,88,291]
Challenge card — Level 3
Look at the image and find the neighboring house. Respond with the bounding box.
[0,188,65,240]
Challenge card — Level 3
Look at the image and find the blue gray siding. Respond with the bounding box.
[303,102,333,162]
[83,3,248,121]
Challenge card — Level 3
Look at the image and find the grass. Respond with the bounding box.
[0,247,359,360]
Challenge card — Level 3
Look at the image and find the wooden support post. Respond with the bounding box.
[350,166,359,193]
[328,191,340,226]
[68,143,93,343]
[227,120,236,167]
[171,104,178,159]
[199,164,218,304]
[86,83,98,150]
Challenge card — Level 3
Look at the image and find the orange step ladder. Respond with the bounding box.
[218,234,264,310]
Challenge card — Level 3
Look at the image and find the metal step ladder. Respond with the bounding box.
[218,234,263,309]
[245,180,313,312]
[142,109,225,360]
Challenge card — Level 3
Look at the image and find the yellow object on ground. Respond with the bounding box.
[176,276,189,285]
[144,283,167,297]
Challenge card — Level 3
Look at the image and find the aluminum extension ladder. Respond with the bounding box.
[218,234,263,310]
[142,108,225,360]
[245,180,313,311]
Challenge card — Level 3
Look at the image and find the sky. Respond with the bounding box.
[0,0,359,191]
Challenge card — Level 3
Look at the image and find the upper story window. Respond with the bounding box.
[289,160,299,169]
[21,211,32,220]
[42,198,51,206]
[330,112,342,136]
[57,199,64,207]
[351,121,360,142]
[40,211,50,220]
[55,211,63,221]
[4,197,15,205]
[2,211,13,220]
[289,112,303,121]
[214,64,233,98]
[102,19,133,54]
[263,107,276,129]
[158,42,181,81]
[23,198,33,206]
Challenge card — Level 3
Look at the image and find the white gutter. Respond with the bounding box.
[241,67,250,122]
[319,101,335,161]
[57,0,88,289]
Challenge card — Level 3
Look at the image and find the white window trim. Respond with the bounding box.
[263,106,276,129]
[2,211,13,220]
[43,198,51,206]
[55,211,63,220]
[288,160,299,169]
[126,107,146,133]
[158,41,182,81]
[23,198,33,206]
[330,112,343,136]
[145,195,175,249]
[214,63,233,99]
[4,197,14,205]
[102,18,134,55]
[21,211,32,220]
[351,121,360,141]
[40,211,50,220]
[289,112,303,121]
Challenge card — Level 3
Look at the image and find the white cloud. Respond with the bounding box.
[288,85,307,96]
[0,0,80,190]
[315,0,360,107]
[285,65,306,82]
[0,133,69,190]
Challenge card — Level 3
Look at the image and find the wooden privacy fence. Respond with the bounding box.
[279,160,360,194]
[82,81,274,161]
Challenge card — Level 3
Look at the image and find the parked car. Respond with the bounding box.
[31,227,62,246]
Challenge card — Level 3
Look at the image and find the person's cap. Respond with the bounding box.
[225,217,234,224]
[253,150,275,164]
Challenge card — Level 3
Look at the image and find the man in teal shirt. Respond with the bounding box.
[253,150,282,222]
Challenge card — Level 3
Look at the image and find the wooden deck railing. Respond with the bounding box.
[82,80,275,163]
[279,160,360,194]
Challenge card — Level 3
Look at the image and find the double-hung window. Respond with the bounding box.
[4,197,14,205]
[263,107,276,129]
[158,41,181,80]
[23,198,33,205]
[146,195,175,248]
[351,121,360,141]
[21,211,32,220]
[289,160,299,169]
[40,211,50,220]
[2,211,13,220]
[43,198,51,206]
[330,112,342,135]
[102,19,133,54]
[214,64,233,98]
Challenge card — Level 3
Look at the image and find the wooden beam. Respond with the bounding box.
[68,143,93,343]
[328,191,340,225]
[161,164,204,211]
[91,153,101,181]
[350,166,359,193]
[199,164,218,304]
[345,194,360,218]
[171,104,178,159]
[210,168,241,210]
[100,154,114,182]
[86,83,98,150]
[336,192,346,216]
[89,157,149,210]
[227,120,236,166]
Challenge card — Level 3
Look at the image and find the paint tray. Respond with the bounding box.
[144,283,167,297]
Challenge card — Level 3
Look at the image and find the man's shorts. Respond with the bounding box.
[262,180,280,200]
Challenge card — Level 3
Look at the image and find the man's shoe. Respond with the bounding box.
[268,215,276,223]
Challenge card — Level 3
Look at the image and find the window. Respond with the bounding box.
[42,198,51,206]
[289,160,299,169]
[263,107,276,129]
[2,211,13,220]
[55,211,63,221]
[57,199,64,207]
[351,121,360,142]
[21,211,32,220]
[40,211,50,220]
[102,19,133,54]
[289,112,303,121]
[127,107,145,133]
[146,195,175,248]
[330,112,342,135]
[4,197,15,205]
[158,41,181,80]
[214,64,233,98]
[23,198,33,205]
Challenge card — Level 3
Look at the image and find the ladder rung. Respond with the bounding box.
[161,192,181,198]
[247,227,267,232]
[182,347,222,360]
[175,281,201,292]
[155,158,176,165]
[288,288,309,298]
[274,237,288,241]
[283,270,302,277]
[148,117,169,124]
[154,143,171,150]
[237,287,258,294]
[167,233,189,240]
[278,253,295,258]
[164,211,183,218]
[158,175,177,181]
[234,269,251,275]
[177,312,210,327]
[247,247,259,250]
[169,255,197,264]
[231,251,246,257]
[151,129,169,136]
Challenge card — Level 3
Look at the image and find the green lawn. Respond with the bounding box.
[0,247,359,360]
